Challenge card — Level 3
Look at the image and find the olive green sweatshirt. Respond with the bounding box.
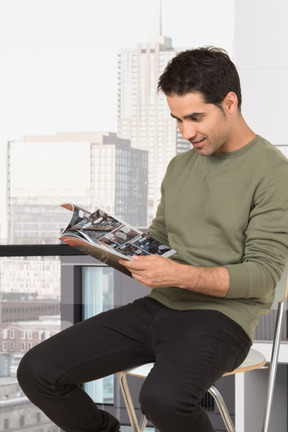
[148,136,288,340]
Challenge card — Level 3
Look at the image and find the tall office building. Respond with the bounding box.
[7,131,148,245]
[117,35,190,223]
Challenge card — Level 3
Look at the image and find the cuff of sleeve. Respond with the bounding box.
[225,264,251,298]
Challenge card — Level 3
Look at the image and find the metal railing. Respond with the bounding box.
[0,244,84,257]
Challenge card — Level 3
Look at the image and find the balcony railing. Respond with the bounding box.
[0,244,85,257]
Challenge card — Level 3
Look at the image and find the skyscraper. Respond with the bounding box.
[117,35,190,224]
[7,131,148,245]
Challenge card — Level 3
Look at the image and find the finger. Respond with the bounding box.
[119,258,148,269]
[118,259,131,267]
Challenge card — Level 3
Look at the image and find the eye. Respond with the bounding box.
[191,116,201,122]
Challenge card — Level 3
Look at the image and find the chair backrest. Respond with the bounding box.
[274,265,288,303]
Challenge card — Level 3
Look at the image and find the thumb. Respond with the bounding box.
[131,255,141,261]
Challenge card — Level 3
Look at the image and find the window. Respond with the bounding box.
[38,331,45,341]
[36,411,41,423]
[2,2,278,431]
[19,415,25,427]
[82,267,114,404]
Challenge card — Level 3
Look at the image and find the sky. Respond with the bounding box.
[0,0,235,239]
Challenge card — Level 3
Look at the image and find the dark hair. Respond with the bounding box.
[158,46,242,109]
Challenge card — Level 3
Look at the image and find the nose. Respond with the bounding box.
[179,121,197,141]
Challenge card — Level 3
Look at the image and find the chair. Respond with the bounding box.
[119,266,288,432]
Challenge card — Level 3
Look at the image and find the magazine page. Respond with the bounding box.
[59,234,132,277]
[61,203,92,231]
[59,203,176,274]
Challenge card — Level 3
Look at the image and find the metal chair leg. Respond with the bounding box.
[139,413,148,432]
[119,372,141,432]
[262,302,285,432]
[208,385,235,432]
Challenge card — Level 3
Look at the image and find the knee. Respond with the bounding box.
[18,347,37,387]
[139,379,171,415]
[139,378,201,431]
[139,378,191,422]
[17,344,50,400]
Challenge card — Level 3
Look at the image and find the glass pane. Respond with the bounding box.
[82,266,114,404]
[0,255,61,431]
[1,2,236,246]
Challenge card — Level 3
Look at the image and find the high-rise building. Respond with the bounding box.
[117,35,190,223]
[7,131,148,245]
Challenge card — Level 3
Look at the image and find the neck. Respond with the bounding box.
[235,115,257,145]
[224,114,257,153]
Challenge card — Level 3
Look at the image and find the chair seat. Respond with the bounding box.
[224,347,266,375]
[121,347,266,380]
[123,363,154,378]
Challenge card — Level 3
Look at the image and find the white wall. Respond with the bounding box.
[235,365,288,432]
[234,0,288,146]
[234,4,288,429]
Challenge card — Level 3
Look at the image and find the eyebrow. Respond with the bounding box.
[170,112,204,120]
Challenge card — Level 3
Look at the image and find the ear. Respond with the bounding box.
[222,91,238,114]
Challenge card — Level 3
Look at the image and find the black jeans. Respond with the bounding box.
[17,297,251,432]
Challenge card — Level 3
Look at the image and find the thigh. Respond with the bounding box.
[24,298,160,385]
[147,309,251,401]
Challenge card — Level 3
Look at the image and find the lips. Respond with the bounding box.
[191,137,206,147]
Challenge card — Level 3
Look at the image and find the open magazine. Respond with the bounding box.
[59,203,176,277]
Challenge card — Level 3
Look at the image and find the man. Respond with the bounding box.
[17,47,288,432]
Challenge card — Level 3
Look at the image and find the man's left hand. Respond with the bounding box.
[119,255,180,289]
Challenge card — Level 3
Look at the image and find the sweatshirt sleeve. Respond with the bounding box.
[225,162,288,299]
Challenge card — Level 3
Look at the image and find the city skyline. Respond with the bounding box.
[0,0,235,241]
[0,1,287,430]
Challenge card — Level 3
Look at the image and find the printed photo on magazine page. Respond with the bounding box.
[59,203,176,276]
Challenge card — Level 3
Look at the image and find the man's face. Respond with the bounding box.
[166,92,234,156]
